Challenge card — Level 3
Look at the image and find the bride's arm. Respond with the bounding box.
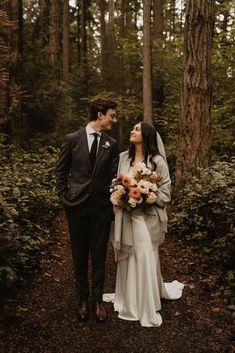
[154,156,171,208]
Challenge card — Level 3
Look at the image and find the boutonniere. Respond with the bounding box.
[102,141,110,149]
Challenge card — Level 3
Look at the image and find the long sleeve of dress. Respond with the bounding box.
[154,156,171,208]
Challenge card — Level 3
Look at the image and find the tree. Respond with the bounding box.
[143,0,153,123]
[7,0,23,146]
[152,0,164,108]
[175,0,214,190]
[49,0,59,65]
[0,9,11,128]
[63,0,69,81]
[80,0,88,87]
[99,0,108,88]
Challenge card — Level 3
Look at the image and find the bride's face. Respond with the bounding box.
[130,123,143,144]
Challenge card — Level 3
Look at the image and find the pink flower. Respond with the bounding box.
[122,176,133,187]
[129,187,141,200]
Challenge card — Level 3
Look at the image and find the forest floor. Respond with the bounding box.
[0,211,234,353]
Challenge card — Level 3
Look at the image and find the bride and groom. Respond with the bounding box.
[55,97,184,327]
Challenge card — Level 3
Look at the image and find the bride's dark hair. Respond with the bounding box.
[128,122,161,168]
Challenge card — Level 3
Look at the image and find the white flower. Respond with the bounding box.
[142,168,152,175]
[137,180,150,194]
[116,185,125,194]
[110,192,121,205]
[128,198,138,208]
[146,192,157,204]
[102,141,110,149]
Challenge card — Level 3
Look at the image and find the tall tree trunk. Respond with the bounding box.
[119,0,125,94]
[49,0,59,65]
[99,0,108,88]
[8,0,23,146]
[153,0,164,108]
[106,0,115,91]
[143,0,153,123]
[80,0,88,87]
[0,7,11,129]
[109,0,115,25]
[118,0,126,147]
[76,0,81,67]
[63,0,69,81]
[175,0,214,190]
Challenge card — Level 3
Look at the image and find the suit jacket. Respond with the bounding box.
[55,128,119,221]
[111,150,171,261]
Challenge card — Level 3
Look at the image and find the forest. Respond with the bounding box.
[0,0,234,351]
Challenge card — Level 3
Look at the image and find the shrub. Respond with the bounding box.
[170,160,235,272]
[0,140,61,293]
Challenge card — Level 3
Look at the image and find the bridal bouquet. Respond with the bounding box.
[110,162,162,210]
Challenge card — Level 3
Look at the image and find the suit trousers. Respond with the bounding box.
[65,205,111,303]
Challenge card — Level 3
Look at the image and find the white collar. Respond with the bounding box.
[86,124,101,136]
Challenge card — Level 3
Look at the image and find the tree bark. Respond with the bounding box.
[0,7,11,128]
[8,0,23,146]
[153,0,164,107]
[63,0,69,81]
[108,0,115,25]
[175,0,214,190]
[49,0,59,65]
[76,0,81,67]
[99,0,108,88]
[80,0,88,85]
[143,0,153,123]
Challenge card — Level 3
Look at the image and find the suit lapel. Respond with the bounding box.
[81,128,92,171]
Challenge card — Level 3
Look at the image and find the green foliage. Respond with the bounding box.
[211,27,235,159]
[0,137,61,292]
[169,160,235,282]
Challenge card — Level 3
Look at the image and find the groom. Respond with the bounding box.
[55,97,118,322]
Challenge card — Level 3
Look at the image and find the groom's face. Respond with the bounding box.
[99,109,117,130]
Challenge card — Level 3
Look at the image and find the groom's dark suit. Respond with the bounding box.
[55,128,119,302]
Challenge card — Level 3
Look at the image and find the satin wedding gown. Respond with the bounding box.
[104,149,184,327]
[104,211,184,327]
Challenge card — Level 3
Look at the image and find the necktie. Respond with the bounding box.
[89,133,98,170]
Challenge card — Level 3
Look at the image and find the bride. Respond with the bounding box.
[104,122,184,327]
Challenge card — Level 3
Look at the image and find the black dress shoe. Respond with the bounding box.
[78,301,89,322]
[93,302,107,323]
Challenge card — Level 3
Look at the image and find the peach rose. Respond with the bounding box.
[122,176,133,187]
[129,187,141,200]
[146,192,157,204]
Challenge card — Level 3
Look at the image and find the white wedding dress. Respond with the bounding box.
[103,212,184,327]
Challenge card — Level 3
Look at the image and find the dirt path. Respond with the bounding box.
[0,212,234,353]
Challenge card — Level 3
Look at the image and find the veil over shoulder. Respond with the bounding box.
[156,131,167,163]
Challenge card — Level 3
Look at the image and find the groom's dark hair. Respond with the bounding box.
[90,97,117,121]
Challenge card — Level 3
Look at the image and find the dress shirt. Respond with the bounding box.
[86,124,101,153]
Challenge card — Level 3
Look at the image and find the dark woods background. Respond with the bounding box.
[0,0,234,307]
